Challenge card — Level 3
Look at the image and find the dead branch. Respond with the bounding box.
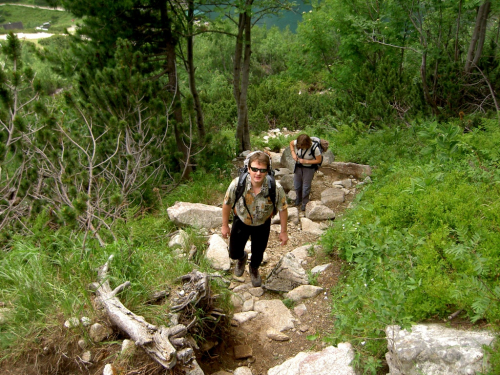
[90,255,188,369]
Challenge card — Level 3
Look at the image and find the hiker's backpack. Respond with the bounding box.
[232,151,276,223]
[309,137,330,170]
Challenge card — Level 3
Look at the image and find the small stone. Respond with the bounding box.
[248,287,265,297]
[267,328,290,341]
[299,325,310,332]
[294,303,307,317]
[121,339,136,356]
[81,350,92,363]
[103,364,116,375]
[310,263,332,274]
[64,317,80,328]
[78,339,87,349]
[234,366,253,375]
[89,323,112,343]
[234,344,253,359]
[232,311,259,324]
[242,298,254,312]
[81,317,92,327]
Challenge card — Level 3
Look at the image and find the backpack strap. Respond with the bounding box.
[232,170,254,223]
[232,171,277,223]
[267,174,277,216]
[309,140,319,158]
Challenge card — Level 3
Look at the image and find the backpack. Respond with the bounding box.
[309,137,329,170]
[232,152,276,224]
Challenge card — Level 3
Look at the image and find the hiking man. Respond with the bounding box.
[289,134,322,211]
[221,151,288,287]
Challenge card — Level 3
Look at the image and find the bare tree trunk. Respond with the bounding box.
[90,256,179,369]
[187,0,206,141]
[465,1,491,73]
[160,1,191,178]
[421,51,438,115]
[454,0,463,61]
[233,0,253,154]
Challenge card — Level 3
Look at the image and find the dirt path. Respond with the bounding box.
[198,167,355,375]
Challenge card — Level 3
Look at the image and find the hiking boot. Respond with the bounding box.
[249,266,262,287]
[301,204,306,211]
[234,252,247,277]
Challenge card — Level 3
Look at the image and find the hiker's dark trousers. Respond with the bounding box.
[229,216,271,269]
[294,165,315,205]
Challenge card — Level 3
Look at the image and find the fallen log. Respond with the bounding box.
[90,255,181,369]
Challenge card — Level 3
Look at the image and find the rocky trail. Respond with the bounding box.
[190,153,368,375]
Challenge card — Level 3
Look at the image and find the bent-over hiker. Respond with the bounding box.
[221,151,288,286]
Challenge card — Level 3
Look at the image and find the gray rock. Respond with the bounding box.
[168,229,189,250]
[321,188,345,204]
[167,202,222,229]
[294,304,307,317]
[279,174,294,193]
[231,293,245,309]
[269,151,282,168]
[300,218,324,235]
[285,285,324,302]
[248,287,264,297]
[234,367,253,375]
[121,339,136,356]
[206,234,230,271]
[233,284,252,294]
[233,311,259,324]
[386,324,495,375]
[305,201,335,221]
[254,299,296,332]
[242,298,254,312]
[268,344,356,375]
[78,339,87,349]
[290,245,318,262]
[89,323,112,343]
[81,350,92,362]
[103,364,116,375]
[311,263,332,274]
[64,317,80,329]
[81,316,92,327]
[265,253,309,292]
[287,207,299,225]
[333,179,352,188]
[267,328,290,341]
[274,168,292,177]
[329,162,372,180]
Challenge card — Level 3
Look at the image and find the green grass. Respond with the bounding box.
[321,118,500,374]
[0,4,77,34]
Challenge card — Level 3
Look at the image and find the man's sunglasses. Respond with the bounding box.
[249,166,268,173]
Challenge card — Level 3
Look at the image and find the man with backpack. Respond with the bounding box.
[221,151,288,287]
[289,134,323,211]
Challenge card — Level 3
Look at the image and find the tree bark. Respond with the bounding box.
[187,0,206,141]
[233,0,253,154]
[90,256,181,369]
[160,1,192,177]
[465,1,491,73]
[454,0,463,61]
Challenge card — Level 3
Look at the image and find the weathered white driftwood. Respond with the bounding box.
[90,255,182,369]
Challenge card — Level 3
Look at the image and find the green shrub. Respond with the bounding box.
[321,120,500,373]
